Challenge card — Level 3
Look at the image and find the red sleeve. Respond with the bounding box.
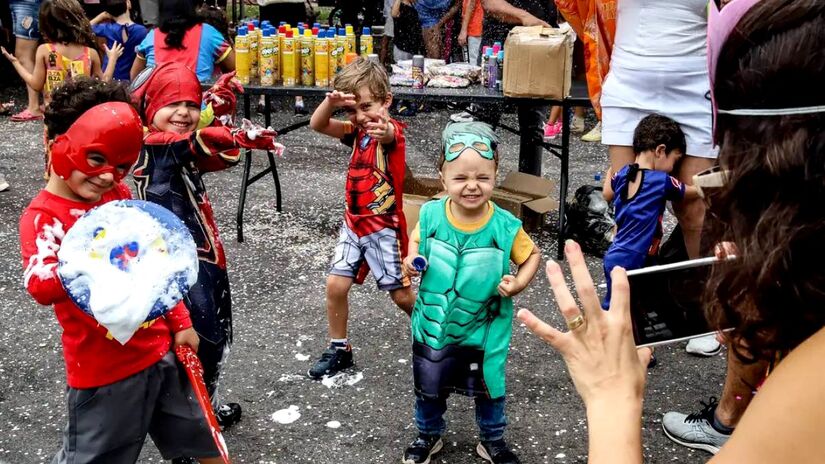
[144,129,239,174]
[19,207,69,306]
[164,301,193,333]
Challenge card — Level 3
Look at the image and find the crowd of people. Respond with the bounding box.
[2,0,824,462]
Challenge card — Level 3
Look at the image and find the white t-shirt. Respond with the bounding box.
[612,0,707,68]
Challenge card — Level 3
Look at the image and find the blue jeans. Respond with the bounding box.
[9,0,41,39]
[415,394,507,442]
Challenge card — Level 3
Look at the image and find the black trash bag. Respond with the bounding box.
[658,224,689,265]
[565,185,615,255]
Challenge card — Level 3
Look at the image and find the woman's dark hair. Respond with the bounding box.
[707,0,825,361]
[158,0,199,50]
[45,77,133,139]
[197,4,230,43]
[632,114,686,156]
[103,0,129,18]
[39,0,99,50]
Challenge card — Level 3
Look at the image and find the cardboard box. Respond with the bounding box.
[503,24,574,100]
[403,194,432,237]
[403,166,443,198]
[432,172,558,231]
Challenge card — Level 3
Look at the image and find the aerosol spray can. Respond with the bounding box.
[411,54,425,89]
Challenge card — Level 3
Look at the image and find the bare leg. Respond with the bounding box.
[199,457,228,464]
[574,106,586,118]
[673,155,715,258]
[326,275,354,339]
[15,37,41,115]
[390,287,415,316]
[380,35,393,66]
[547,105,562,125]
[716,346,769,427]
[608,144,636,175]
[422,26,442,59]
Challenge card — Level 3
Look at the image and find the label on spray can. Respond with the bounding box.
[411,55,425,89]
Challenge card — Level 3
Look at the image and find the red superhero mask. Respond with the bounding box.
[50,102,144,183]
[131,62,202,128]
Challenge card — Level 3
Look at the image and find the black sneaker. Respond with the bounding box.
[403,434,443,464]
[477,439,520,464]
[215,402,242,428]
[307,346,354,379]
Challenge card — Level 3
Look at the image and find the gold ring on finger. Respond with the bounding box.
[566,314,585,331]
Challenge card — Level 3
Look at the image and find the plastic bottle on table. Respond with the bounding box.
[487,53,497,88]
[282,29,296,86]
[345,24,356,55]
[235,27,250,85]
[315,29,330,87]
[480,47,491,87]
[301,29,315,86]
[328,29,338,79]
[411,54,425,89]
[259,28,275,85]
[496,51,503,91]
[278,25,286,83]
[335,27,347,74]
[359,26,373,56]
[493,41,502,55]
[247,23,258,79]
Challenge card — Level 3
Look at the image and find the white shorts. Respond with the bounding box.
[600,56,716,158]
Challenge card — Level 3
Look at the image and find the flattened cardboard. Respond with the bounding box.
[503,25,574,100]
[404,166,443,198]
[403,194,432,237]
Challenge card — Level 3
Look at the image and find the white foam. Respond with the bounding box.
[295,353,310,361]
[326,421,341,429]
[271,405,301,424]
[321,371,364,389]
[57,202,198,344]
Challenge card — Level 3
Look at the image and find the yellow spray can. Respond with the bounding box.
[359,26,373,56]
[282,29,296,86]
[315,29,329,87]
[247,23,258,79]
[345,24,356,55]
[300,29,314,86]
[235,27,250,85]
[259,28,275,86]
[335,27,346,75]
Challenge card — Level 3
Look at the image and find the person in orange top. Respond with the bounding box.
[459,0,483,65]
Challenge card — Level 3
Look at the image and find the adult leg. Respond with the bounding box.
[422,26,442,58]
[673,155,715,259]
[516,100,547,176]
[716,344,769,427]
[608,144,635,175]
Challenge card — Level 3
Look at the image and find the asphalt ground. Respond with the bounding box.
[0,87,725,463]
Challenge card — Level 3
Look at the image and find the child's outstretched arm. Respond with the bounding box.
[101,42,124,82]
[498,243,541,297]
[2,45,47,91]
[366,106,396,145]
[310,90,357,139]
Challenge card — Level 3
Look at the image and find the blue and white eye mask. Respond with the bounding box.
[442,121,498,162]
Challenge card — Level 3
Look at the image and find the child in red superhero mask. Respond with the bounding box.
[131,61,278,428]
[19,77,227,463]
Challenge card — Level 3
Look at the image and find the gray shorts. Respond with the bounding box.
[52,352,221,463]
[329,221,409,291]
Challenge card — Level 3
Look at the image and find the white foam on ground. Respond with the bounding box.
[295,353,310,361]
[271,405,301,424]
[326,421,341,429]
[57,202,197,344]
[321,371,364,389]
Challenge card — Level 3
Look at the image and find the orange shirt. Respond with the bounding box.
[463,0,483,37]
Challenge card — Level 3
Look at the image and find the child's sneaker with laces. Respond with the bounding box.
[477,439,520,463]
[403,434,443,464]
[307,345,354,379]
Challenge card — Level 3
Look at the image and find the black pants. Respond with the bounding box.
[479,100,547,176]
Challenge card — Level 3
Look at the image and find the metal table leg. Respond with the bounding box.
[557,104,571,259]
[237,93,252,243]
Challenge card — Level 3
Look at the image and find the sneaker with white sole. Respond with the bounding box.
[662,397,731,454]
[543,121,562,141]
[0,173,9,192]
[686,334,723,357]
[581,121,601,142]
[450,111,474,122]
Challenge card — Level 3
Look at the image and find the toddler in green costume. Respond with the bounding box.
[400,122,541,464]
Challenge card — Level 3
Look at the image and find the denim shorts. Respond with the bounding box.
[9,0,41,40]
[415,0,452,29]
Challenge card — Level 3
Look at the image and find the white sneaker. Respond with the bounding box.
[686,334,723,357]
[571,115,585,134]
[0,173,9,192]
[581,121,601,142]
[662,398,731,454]
[450,111,474,123]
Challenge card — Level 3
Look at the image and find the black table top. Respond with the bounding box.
[241,80,591,106]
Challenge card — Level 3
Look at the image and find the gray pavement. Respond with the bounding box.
[0,88,724,463]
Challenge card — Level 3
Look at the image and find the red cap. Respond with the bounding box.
[312,27,319,35]
[278,25,286,34]
[286,30,293,38]
[51,102,143,182]
[247,23,254,31]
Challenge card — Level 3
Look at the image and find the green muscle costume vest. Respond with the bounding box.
[411,198,522,399]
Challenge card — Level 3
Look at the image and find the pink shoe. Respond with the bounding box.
[543,121,562,141]
[10,109,43,122]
